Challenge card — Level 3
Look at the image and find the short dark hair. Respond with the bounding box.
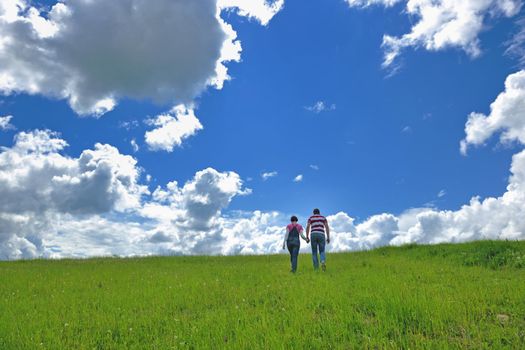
[290,215,298,222]
[313,208,320,215]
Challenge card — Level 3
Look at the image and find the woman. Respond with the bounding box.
[282,215,307,273]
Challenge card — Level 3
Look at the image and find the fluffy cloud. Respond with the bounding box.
[143,167,251,231]
[0,115,13,130]
[0,130,146,215]
[4,66,525,259]
[52,167,254,257]
[144,105,203,152]
[0,0,282,116]
[219,0,285,26]
[0,129,148,259]
[2,125,524,259]
[293,174,303,182]
[262,171,278,180]
[326,69,525,252]
[347,0,522,67]
[461,70,525,154]
[0,129,257,259]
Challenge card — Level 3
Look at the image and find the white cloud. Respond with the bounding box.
[0,0,282,116]
[347,0,522,68]
[143,167,251,230]
[309,164,319,170]
[437,189,446,198]
[293,174,303,182]
[130,139,139,153]
[2,123,525,258]
[119,120,139,131]
[219,0,284,26]
[144,105,203,152]
[4,66,525,259]
[0,114,13,130]
[323,69,525,252]
[0,129,148,259]
[220,211,285,255]
[0,129,255,259]
[461,70,525,155]
[0,130,147,215]
[262,171,278,180]
[305,101,336,114]
[505,17,525,67]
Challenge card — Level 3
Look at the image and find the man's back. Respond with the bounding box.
[308,214,327,233]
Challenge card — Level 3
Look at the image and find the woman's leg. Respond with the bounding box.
[291,245,299,272]
[287,243,294,270]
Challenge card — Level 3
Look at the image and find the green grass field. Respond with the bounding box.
[1,240,525,349]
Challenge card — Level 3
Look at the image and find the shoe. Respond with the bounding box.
[321,262,326,271]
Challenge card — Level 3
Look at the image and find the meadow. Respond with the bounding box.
[1,240,524,349]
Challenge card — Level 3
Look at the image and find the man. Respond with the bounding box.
[306,208,330,271]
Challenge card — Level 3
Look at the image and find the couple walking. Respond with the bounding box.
[282,208,330,273]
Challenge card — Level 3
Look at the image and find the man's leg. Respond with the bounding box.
[319,234,326,271]
[311,233,319,269]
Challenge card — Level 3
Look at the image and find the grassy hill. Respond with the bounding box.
[1,240,525,349]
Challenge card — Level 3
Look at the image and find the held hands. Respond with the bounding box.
[306,238,310,244]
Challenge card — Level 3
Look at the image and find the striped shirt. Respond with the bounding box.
[308,215,327,234]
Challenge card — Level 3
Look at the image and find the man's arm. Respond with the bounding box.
[325,220,330,243]
[306,223,310,242]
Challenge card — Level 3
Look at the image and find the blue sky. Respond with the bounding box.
[1,0,525,258]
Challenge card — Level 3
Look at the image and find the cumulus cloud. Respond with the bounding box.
[262,171,278,180]
[57,168,253,257]
[2,123,525,258]
[0,129,257,259]
[0,129,148,259]
[142,168,251,231]
[347,0,522,68]
[326,68,525,252]
[461,70,525,154]
[0,130,146,215]
[305,101,336,113]
[293,174,303,182]
[4,65,525,259]
[0,0,282,116]
[219,0,285,26]
[144,105,203,152]
[0,115,13,130]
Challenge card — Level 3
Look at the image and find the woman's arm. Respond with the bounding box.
[299,228,307,241]
[282,228,289,249]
